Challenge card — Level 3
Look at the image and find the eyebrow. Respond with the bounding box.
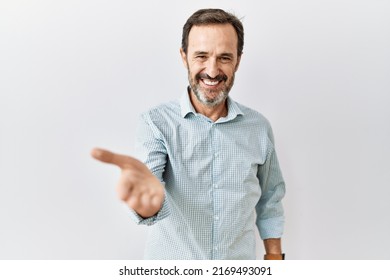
[194,51,208,56]
[193,51,234,58]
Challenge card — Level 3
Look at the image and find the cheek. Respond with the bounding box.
[223,69,235,79]
[221,64,237,75]
[194,65,206,75]
[188,64,202,76]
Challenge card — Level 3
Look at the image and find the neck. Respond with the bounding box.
[189,91,228,122]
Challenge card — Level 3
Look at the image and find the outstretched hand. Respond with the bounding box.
[91,148,164,218]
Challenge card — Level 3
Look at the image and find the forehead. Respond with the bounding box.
[187,24,238,54]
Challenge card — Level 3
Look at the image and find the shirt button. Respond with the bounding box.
[213,184,218,189]
[215,216,219,220]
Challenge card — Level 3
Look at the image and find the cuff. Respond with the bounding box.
[258,215,285,240]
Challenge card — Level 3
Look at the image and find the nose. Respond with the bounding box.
[205,58,219,78]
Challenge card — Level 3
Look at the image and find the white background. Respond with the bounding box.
[1,0,389,259]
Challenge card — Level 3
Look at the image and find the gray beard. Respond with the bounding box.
[188,74,234,107]
[192,86,228,107]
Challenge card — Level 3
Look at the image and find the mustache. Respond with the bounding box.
[196,73,228,82]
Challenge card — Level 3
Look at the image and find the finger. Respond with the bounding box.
[127,195,141,210]
[151,194,163,209]
[133,192,155,215]
[140,192,152,208]
[126,184,151,209]
[90,147,136,169]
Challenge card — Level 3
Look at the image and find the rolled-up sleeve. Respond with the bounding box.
[255,127,286,239]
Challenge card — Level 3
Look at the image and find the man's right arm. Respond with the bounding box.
[90,114,170,222]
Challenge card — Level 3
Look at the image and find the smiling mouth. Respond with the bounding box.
[202,79,221,86]
[197,73,227,88]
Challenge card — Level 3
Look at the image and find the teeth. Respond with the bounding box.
[203,79,219,86]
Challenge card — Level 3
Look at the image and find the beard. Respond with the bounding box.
[188,70,235,107]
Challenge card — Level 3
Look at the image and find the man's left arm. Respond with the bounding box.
[256,127,286,260]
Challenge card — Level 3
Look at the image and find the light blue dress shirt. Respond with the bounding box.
[131,91,285,259]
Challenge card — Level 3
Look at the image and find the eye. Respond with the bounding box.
[195,55,207,61]
[220,56,232,63]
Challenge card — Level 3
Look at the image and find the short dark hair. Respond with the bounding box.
[181,8,244,57]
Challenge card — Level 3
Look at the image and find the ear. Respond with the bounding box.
[235,54,242,72]
[180,48,189,69]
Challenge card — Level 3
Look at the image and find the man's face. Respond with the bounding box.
[180,24,241,107]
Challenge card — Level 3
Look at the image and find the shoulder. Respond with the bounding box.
[233,100,272,130]
[141,99,181,124]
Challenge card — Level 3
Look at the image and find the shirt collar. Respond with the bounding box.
[180,88,197,118]
[180,88,244,122]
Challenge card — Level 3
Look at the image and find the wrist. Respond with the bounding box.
[263,238,282,255]
[264,253,285,260]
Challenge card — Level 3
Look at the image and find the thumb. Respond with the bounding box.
[91,147,135,169]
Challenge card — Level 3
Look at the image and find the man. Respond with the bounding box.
[92,8,285,260]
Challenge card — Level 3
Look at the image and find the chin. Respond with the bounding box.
[197,90,227,107]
